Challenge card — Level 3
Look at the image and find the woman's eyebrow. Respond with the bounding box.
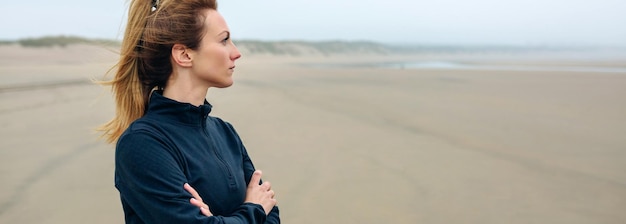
[216,31,230,37]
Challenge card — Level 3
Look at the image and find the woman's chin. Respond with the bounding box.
[213,79,234,88]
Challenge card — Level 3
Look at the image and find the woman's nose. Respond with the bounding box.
[231,44,241,60]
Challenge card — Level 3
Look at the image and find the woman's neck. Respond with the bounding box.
[162,72,208,107]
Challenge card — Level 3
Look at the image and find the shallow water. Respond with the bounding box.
[306,60,626,73]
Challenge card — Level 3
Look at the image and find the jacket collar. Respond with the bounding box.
[145,90,212,126]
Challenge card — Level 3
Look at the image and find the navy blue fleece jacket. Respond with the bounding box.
[115,91,280,224]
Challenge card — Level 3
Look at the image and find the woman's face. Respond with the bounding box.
[189,9,241,88]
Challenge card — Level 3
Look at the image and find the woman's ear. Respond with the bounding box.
[171,44,193,67]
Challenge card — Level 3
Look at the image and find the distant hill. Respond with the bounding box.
[2,35,617,56]
[1,35,119,48]
[0,36,393,55]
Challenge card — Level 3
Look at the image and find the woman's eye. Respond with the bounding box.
[222,36,230,44]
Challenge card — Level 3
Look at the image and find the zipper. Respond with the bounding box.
[202,114,236,190]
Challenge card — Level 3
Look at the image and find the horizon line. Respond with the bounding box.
[2,35,626,49]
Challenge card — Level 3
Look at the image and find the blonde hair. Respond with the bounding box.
[99,0,217,143]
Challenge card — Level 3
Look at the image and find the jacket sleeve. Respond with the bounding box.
[115,131,267,224]
[240,139,281,224]
[228,123,281,224]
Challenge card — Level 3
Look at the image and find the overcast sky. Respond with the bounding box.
[1,0,625,46]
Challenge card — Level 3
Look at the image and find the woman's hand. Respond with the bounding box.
[184,183,213,217]
[245,170,277,215]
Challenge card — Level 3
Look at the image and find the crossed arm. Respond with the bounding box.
[185,170,277,217]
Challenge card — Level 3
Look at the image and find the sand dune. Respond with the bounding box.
[1,45,625,223]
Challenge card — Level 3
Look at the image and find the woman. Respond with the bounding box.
[99,0,279,223]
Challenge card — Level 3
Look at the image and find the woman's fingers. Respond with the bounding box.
[269,190,275,199]
[245,170,278,215]
[248,170,262,189]
[184,183,213,216]
[190,198,204,208]
[199,206,213,216]
[261,181,271,191]
[184,183,203,202]
[190,198,213,216]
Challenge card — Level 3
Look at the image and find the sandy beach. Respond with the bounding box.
[1,44,625,223]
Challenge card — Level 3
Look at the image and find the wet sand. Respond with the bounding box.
[1,45,625,223]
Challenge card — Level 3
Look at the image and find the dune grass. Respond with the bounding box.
[1,35,120,48]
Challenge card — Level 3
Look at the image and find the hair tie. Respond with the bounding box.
[151,0,159,12]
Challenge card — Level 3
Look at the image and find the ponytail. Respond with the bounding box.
[98,0,160,144]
